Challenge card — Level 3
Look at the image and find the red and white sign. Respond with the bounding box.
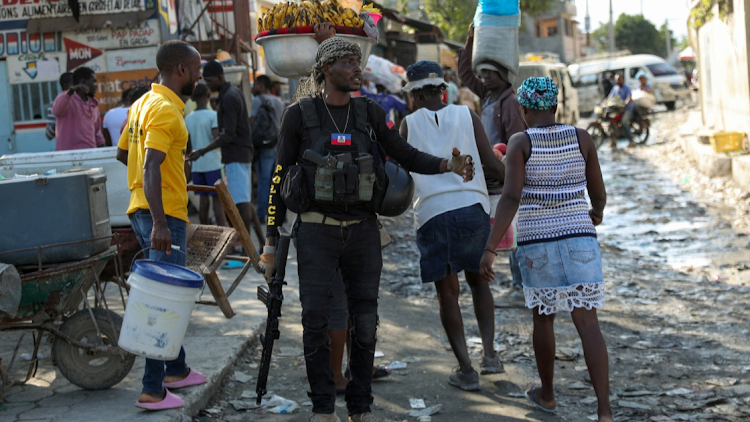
[64,37,102,69]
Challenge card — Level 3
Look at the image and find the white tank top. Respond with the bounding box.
[405,105,490,229]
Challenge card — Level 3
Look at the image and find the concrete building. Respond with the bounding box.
[686,0,750,193]
[518,0,580,64]
[0,1,173,155]
[691,0,750,136]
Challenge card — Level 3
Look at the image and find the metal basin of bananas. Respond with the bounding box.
[255,0,376,78]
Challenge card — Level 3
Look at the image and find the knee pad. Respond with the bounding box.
[351,313,378,344]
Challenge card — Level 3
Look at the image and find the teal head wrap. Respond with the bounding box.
[516,77,558,110]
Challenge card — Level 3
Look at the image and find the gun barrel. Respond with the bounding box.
[255,230,291,407]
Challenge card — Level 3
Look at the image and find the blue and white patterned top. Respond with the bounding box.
[517,124,597,245]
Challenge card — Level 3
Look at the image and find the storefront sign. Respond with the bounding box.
[64,37,103,69]
[0,19,158,58]
[7,52,63,83]
[64,19,159,49]
[95,68,157,111]
[0,31,58,58]
[0,0,148,22]
[106,46,156,71]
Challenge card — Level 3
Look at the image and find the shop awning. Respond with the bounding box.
[679,46,694,61]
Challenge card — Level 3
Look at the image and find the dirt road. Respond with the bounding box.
[197,106,750,422]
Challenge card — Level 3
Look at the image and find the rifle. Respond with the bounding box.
[255,230,291,405]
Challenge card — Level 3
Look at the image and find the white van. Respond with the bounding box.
[569,54,690,114]
[516,61,579,125]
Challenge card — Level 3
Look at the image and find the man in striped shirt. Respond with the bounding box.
[45,72,73,141]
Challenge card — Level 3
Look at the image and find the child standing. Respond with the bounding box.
[185,83,226,226]
[479,77,614,421]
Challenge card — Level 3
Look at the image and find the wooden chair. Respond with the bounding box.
[186,180,261,318]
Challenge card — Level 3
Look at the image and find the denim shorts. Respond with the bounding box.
[192,169,222,196]
[416,203,490,283]
[513,236,605,314]
[225,161,252,204]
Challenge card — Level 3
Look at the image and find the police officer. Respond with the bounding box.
[260,37,474,422]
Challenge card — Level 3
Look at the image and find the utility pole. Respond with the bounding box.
[609,0,615,53]
[585,0,590,47]
[665,19,672,58]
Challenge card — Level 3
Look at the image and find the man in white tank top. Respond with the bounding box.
[400,61,507,391]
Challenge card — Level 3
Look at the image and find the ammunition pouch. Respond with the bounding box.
[310,153,375,203]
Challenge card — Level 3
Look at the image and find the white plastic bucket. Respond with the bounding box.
[119,260,204,360]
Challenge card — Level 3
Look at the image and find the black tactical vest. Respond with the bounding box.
[298,96,378,205]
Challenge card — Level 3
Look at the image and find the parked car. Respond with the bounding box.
[569,54,691,114]
[516,60,579,125]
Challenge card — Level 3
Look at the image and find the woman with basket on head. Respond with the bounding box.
[479,77,614,421]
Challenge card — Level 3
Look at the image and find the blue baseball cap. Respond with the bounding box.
[403,61,448,92]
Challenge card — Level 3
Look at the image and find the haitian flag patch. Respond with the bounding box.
[331,133,351,145]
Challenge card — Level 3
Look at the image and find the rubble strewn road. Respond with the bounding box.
[199,105,750,422]
[2,104,748,422]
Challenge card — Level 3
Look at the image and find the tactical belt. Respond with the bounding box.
[299,211,364,227]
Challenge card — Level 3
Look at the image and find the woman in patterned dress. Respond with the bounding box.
[479,77,614,421]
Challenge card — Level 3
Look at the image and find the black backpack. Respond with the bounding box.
[251,96,279,149]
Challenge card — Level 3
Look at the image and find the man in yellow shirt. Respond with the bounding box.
[116,39,207,410]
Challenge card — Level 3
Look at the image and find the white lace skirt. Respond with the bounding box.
[513,237,605,315]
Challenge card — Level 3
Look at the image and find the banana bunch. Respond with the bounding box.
[258,0,365,32]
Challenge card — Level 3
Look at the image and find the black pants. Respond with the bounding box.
[294,218,381,415]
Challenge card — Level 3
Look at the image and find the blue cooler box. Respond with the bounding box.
[0,168,112,266]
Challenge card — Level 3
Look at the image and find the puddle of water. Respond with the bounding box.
[594,138,748,282]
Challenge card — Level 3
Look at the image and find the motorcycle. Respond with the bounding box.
[586,97,650,149]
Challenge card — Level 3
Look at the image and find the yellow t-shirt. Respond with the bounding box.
[118,84,189,223]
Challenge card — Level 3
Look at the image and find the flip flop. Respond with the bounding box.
[135,388,184,410]
[524,387,558,414]
[163,368,207,389]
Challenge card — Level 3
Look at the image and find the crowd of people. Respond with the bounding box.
[47,24,615,422]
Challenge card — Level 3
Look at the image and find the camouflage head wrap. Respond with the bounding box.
[293,37,362,101]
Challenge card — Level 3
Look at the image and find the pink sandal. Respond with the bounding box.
[162,368,207,389]
[134,388,184,410]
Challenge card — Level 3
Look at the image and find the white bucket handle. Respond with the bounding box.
[130,246,187,270]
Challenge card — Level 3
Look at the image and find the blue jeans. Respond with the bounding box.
[509,252,522,287]
[129,209,189,394]
[255,146,277,220]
